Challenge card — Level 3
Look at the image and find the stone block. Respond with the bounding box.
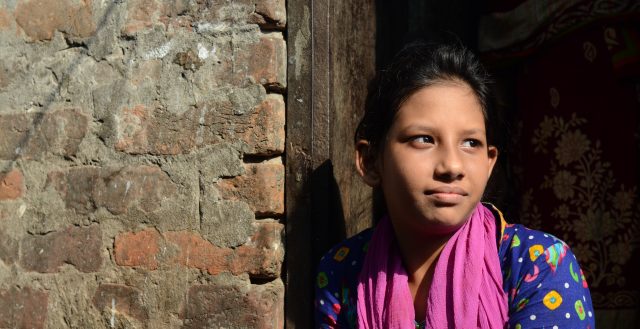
[112,93,277,156]
[47,165,177,215]
[0,287,48,329]
[115,221,283,279]
[0,109,89,160]
[92,284,149,323]
[249,0,286,29]
[241,94,285,155]
[14,0,95,41]
[20,225,102,273]
[216,160,284,216]
[240,33,286,89]
[0,230,18,265]
[182,279,284,329]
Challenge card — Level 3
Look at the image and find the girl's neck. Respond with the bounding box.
[394,223,452,278]
[392,222,454,321]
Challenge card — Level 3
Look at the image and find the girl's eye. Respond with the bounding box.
[461,139,481,148]
[411,135,434,144]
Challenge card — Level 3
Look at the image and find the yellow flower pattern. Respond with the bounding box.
[543,290,563,310]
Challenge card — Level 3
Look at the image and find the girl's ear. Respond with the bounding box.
[355,140,381,187]
[486,145,499,178]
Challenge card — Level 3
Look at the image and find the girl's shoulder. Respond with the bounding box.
[317,228,373,278]
[483,202,573,265]
[500,223,570,257]
[498,224,596,327]
[315,229,373,328]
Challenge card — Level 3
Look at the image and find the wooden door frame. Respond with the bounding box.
[285,0,376,327]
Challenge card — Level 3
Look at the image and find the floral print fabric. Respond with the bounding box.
[315,207,595,328]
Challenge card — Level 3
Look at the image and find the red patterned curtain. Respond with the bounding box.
[480,0,640,326]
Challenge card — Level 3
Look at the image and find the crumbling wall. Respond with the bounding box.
[0,0,286,327]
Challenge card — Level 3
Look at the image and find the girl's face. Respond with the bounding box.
[357,82,497,235]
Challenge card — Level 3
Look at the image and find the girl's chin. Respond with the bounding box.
[421,220,466,235]
[416,210,473,235]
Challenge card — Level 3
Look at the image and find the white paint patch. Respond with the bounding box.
[124,181,132,196]
[143,40,174,60]
[272,226,280,251]
[197,43,218,61]
[14,147,21,155]
[17,203,27,217]
[110,298,116,328]
[198,108,206,125]
[197,43,209,59]
[195,22,230,33]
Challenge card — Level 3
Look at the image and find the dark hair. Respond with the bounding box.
[354,42,495,159]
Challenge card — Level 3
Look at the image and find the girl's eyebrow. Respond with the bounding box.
[402,125,485,136]
[402,124,435,132]
[461,128,486,135]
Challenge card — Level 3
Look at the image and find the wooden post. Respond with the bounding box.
[285,0,376,327]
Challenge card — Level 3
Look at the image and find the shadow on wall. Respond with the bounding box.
[0,1,118,175]
[285,159,347,326]
[311,160,348,260]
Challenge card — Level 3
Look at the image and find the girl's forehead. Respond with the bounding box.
[391,84,485,130]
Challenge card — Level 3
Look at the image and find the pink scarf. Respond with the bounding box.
[356,203,508,329]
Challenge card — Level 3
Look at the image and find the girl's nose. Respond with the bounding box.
[434,146,464,181]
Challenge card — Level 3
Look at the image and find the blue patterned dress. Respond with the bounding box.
[315,204,595,328]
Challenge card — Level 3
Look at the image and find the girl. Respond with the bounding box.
[315,43,595,329]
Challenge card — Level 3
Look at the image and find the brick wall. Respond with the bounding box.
[0,0,286,328]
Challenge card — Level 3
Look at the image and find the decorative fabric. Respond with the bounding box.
[315,204,596,329]
[497,19,640,311]
[479,0,640,56]
[479,0,640,317]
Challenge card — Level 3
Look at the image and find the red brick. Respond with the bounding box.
[230,221,284,278]
[20,225,102,273]
[148,222,284,278]
[241,33,286,88]
[0,230,19,265]
[164,231,231,273]
[0,169,24,200]
[0,287,48,329]
[47,165,177,215]
[114,229,161,270]
[182,279,283,329]
[122,0,160,36]
[113,224,282,277]
[249,0,286,29]
[216,161,284,216]
[122,0,192,36]
[0,109,88,160]
[14,0,95,41]
[113,99,281,155]
[92,284,149,322]
[114,104,200,155]
[241,94,285,155]
[212,33,286,89]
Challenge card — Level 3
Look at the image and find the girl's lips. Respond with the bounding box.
[425,186,468,196]
[425,186,468,204]
[427,192,465,204]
